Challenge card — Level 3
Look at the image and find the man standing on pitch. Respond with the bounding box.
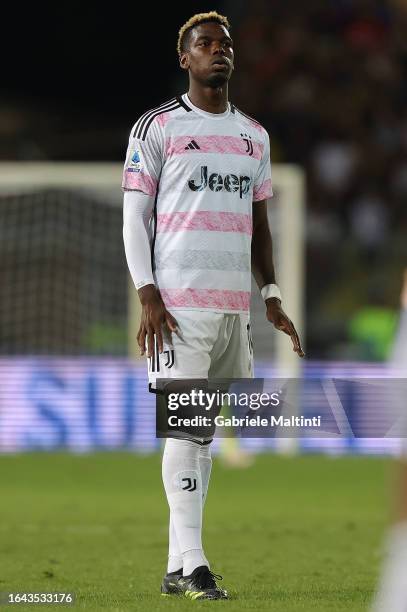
[122,11,304,600]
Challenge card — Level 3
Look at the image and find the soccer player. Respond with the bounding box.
[371,270,407,612]
[122,11,304,600]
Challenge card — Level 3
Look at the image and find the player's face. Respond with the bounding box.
[180,22,234,87]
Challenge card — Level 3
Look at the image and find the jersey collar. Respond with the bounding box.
[181,93,232,119]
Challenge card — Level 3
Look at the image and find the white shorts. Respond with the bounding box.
[147,310,254,389]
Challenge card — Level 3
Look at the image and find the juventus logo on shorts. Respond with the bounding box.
[148,337,175,372]
[163,349,175,368]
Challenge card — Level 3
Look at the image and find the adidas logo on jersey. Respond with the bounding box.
[188,166,252,199]
[184,140,200,150]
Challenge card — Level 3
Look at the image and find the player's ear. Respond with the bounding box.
[179,51,190,71]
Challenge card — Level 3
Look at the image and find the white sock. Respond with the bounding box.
[371,521,407,612]
[200,444,212,506]
[162,438,209,576]
[167,517,182,573]
[166,443,212,573]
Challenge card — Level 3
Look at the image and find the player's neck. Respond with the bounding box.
[186,84,228,114]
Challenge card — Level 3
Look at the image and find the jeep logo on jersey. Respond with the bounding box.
[188,166,252,199]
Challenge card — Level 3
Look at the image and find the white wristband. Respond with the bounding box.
[261,283,282,302]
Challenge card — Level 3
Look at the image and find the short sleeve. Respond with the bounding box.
[253,132,273,202]
[121,118,163,196]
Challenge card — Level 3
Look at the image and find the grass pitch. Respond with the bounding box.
[0,452,391,611]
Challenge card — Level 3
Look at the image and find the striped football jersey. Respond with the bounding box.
[122,93,273,314]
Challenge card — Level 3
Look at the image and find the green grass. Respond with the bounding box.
[0,452,392,611]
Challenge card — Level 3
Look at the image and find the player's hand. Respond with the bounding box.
[137,285,178,357]
[266,298,305,358]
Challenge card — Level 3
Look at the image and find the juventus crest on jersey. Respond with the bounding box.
[122,93,273,314]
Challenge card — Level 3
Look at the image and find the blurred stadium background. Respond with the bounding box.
[1,0,406,454]
[1,2,406,609]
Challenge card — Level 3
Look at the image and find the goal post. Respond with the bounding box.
[0,162,305,368]
[270,164,305,374]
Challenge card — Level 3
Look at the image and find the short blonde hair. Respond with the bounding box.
[177,11,230,56]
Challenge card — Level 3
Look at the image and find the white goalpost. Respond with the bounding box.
[251,164,305,375]
[0,162,305,369]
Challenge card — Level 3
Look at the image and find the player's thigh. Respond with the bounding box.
[147,310,221,388]
[151,311,222,443]
[209,313,253,379]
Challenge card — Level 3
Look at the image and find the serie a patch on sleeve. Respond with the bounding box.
[128,149,142,173]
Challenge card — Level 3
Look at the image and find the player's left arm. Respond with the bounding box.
[251,200,305,357]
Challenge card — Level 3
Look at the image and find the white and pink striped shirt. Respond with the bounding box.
[122,93,273,314]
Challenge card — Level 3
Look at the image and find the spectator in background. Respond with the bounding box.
[230,0,406,358]
[349,189,389,259]
[347,281,398,361]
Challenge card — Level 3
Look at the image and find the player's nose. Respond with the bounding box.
[211,43,225,55]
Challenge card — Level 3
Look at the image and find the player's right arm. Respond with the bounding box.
[122,117,178,357]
